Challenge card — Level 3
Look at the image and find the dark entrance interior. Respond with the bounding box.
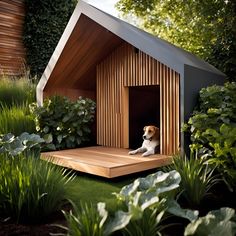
[129,85,160,149]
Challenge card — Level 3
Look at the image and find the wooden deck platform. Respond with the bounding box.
[41,146,172,178]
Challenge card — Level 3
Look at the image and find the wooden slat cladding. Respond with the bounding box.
[0,0,26,75]
[123,44,160,86]
[97,43,180,155]
[160,67,180,155]
[97,52,129,148]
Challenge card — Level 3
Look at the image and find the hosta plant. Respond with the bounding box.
[0,154,75,223]
[0,132,45,157]
[62,171,198,236]
[184,207,236,236]
[111,170,198,234]
[30,95,96,150]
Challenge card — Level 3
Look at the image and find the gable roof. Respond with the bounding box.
[37,0,225,103]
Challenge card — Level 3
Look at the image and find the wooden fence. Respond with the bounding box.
[0,0,25,75]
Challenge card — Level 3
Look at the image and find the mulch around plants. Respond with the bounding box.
[0,210,67,236]
[0,220,66,236]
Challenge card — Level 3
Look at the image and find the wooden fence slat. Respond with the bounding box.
[0,0,25,75]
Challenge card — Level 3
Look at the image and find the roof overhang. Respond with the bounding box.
[37,0,225,105]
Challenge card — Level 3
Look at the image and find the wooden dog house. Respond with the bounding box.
[37,1,225,177]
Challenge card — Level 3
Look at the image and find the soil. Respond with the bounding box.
[0,210,67,236]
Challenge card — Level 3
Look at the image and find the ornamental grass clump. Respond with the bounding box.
[0,104,35,135]
[0,76,35,108]
[62,202,106,236]
[0,154,75,223]
[172,153,220,207]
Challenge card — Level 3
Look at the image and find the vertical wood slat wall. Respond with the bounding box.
[97,46,129,148]
[0,0,25,75]
[97,43,180,155]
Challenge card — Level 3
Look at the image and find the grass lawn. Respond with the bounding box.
[67,169,157,211]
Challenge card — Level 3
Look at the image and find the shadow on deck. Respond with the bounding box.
[41,146,172,178]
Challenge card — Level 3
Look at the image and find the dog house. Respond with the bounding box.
[37,1,225,176]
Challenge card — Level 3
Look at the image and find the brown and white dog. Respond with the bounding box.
[129,125,160,157]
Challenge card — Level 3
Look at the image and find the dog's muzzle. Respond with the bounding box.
[143,135,152,141]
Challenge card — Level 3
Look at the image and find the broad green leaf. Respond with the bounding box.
[167,200,199,222]
[57,135,63,144]
[97,202,108,228]
[184,207,236,236]
[105,211,132,235]
[43,133,53,143]
[1,133,15,142]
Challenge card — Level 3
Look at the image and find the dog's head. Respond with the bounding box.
[143,125,159,141]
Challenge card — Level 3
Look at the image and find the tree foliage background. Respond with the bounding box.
[116,0,236,81]
[23,0,77,78]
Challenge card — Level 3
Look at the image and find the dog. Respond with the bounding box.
[129,125,160,157]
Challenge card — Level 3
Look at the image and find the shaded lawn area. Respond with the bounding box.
[67,169,157,211]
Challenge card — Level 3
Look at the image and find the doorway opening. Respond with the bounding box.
[129,85,160,150]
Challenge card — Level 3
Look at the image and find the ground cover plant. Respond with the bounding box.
[30,95,96,150]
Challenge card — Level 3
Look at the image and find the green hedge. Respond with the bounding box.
[23,0,77,77]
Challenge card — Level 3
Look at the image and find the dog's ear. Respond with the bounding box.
[143,126,147,131]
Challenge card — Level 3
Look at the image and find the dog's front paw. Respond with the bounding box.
[142,152,151,157]
[129,150,137,155]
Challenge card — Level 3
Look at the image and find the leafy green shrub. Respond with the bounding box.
[24,0,77,77]
[171,153,219,207]
[30,96,96,150]
[185,207,236,236]
[0,76,36,108]
[0,154,74,223]
[0,105,36,136]
[184,82,236,190]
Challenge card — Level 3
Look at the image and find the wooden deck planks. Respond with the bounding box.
[41,146,172,178]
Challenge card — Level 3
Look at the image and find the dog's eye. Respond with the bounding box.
[148,130,151,133]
